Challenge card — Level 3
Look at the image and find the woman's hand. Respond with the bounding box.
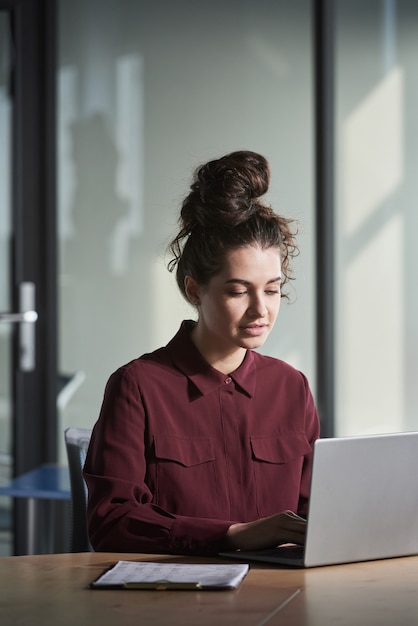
[225,510,306,551]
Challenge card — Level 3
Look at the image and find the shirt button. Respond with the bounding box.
[224,377,232,384]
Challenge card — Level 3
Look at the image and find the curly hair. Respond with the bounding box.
[167,150,298,300]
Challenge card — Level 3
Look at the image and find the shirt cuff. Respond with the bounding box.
[168,517,232,555]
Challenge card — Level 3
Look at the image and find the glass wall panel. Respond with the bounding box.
[57,0,315,458]
[335,0,418,435]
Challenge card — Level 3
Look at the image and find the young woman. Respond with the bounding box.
[84,150,320,555]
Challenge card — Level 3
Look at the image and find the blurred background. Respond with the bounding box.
[1,0,417,555]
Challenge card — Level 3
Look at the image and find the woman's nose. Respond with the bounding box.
[248,295,268,317]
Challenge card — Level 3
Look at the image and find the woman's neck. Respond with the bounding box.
[190,325,246,375]
[206,351,246,375]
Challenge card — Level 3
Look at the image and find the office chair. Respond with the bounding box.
[64,427,92,552]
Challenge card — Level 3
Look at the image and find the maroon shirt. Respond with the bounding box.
[84,320,320,555]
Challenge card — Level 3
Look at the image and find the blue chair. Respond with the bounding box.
[64,427,92,552]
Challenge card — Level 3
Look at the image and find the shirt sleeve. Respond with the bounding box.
[83,367,232,555]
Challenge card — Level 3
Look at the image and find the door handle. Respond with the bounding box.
[0,311,38,323]
[0,282,37,371]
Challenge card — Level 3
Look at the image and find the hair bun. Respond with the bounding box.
[188,150,270,227]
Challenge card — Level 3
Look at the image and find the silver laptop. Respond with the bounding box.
[220,431,418,568]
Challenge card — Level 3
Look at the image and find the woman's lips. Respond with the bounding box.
[240,324,267,336]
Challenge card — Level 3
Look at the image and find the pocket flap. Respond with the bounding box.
[154,435,215,467]
[250,432,311,464]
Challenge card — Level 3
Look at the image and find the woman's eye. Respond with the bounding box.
[228,291,247,297]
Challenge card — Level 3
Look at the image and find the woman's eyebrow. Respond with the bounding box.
[224,276,282,285]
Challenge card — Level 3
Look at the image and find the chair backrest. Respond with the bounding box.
[64,427,92,552]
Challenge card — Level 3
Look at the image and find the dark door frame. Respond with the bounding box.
[1,0,57,554]
[313,0,335,438]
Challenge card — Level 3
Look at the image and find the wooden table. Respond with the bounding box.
[1,551,418,625]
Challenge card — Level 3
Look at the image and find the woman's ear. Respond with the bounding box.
[184,275,200,306]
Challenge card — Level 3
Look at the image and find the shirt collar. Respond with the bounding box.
[166,320,256,398]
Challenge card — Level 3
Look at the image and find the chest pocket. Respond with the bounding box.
[250,432,311,516]
[152,435,219,517]
[250,432,311,464]
[154,435,215,466]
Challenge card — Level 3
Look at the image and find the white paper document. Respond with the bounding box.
[90,560,249,590]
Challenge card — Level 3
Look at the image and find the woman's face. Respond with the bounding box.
[186,245,282,358]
